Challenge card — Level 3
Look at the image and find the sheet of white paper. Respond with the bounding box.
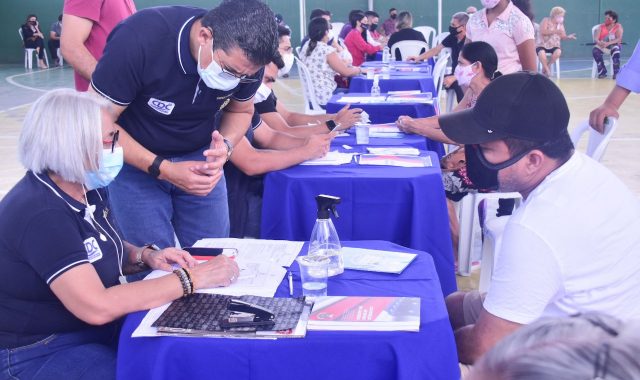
[358,154,433,168]
[366,147,420,156]
[193,238,303,267]
[300,151,354,166]
[368,125,401,133]
[337,96,386,104]
[342,247,417,274]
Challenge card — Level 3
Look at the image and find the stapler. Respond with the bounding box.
[219,299,276,329]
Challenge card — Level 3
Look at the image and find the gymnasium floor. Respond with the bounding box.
[1,60,638,271]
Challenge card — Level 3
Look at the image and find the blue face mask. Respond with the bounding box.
[197,45,241,91]
[85,147,124,190]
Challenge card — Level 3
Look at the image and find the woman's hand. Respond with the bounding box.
[334,105,363,129]
[144,247,198,271]
[190,256,240,289]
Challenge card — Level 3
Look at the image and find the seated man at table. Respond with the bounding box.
[438,72,640,365]
[407,11,469,102]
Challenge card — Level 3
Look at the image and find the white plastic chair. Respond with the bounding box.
[431,50,451,114]
[570,117,618,162]
[537,53,560,79]
[18,28,49,69]
[294,46,302,58]
[477,117,618,285]
[389,40,429,61]
[294,56,326,115]
[57,48,64,66]
[591,24,615,78]
[331,22,344,35]
[414,26,436,48]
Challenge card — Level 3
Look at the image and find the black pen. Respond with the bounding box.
[288,270,294,297]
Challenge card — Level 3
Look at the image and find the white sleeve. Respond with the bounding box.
[483,221,563,324]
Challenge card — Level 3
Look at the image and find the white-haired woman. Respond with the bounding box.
[536,6,576,77]
[0,89,239,379]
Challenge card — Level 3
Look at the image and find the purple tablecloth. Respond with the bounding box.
[261,151,456,296]
[116,241,460,380]
[332,131,428,150]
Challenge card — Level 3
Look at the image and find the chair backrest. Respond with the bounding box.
[331,22,344,34]
[294,46,301,58]
[414,26,436,48]
[432,50,451,95]
[18,28,26,46]
[434,32,452,61]
[570,117,618,162]
[591,24,600,42]
[389,40,429,61]
[294,56,326,115]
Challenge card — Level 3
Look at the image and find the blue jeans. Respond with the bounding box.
[109,147,230,248]
[1,328,117,380]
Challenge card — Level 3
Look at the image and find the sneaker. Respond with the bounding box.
[597,73,607,79]
[612,73,617,80]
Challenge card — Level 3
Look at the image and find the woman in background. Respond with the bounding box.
[20,14,48,68]
[537,6,576,77]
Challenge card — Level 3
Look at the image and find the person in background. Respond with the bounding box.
[49,15,63,66]
[301,8,331,47]
[88,0,278,249]
[300,9,346,58]
[469,314,640,380]
[344,11,382,67]
[466,6,478,15]
[339,9,362,40]
[364,10,384,48]
[302,17,364,106]
[407,12,469,102]
[536,6,576,77]
[465,0,536,74]
[62,0,136,92]
[380,8,397,37]
[590,39,640,132]
[593,9,624,79]
[20,14,48,69]
[438,72,640,366]
[0,88,239,379]
[275,13,289,31]
[387,11,427,61]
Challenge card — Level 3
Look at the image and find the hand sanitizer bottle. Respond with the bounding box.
[308,194,343,276]
[370,75,381,97]
[382,46,390,63]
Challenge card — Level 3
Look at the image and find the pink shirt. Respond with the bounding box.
[466,1,534,74]
[64,0,136,91]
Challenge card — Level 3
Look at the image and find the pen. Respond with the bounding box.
[288,270,294,297]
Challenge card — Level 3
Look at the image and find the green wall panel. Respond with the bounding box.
[1,1,637,63]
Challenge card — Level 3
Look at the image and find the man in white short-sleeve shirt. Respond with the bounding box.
[438,71,640,364]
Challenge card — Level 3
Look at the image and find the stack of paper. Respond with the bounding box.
[307,296,420,331]
[300,151,354,166]
[357,154,433,168]
[386,93,434,104]
[337,96,386,104]
[366,147,420,156]
[342,247,417,274]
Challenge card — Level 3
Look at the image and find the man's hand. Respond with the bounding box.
[589,103,619,134]
[202,130,228,173]
[406,55,419,62]
[303,134,332,160]
[396,115,419,134]
[334,105,363,130]
[160,161,221,196]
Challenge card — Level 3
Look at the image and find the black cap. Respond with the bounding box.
[439,71,570,144]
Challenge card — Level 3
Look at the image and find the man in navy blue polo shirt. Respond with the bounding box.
[89,0,278,248]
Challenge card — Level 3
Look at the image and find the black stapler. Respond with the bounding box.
[219,299,276,329]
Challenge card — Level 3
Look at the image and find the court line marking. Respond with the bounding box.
[5,67,62,93]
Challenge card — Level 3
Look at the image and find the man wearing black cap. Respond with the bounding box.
[440,72,640,365]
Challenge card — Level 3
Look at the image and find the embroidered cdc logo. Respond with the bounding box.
[84,237,103,263]
[147,98,175,115]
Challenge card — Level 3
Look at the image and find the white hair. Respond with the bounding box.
[19,88,111,183]
[470,313,640,380]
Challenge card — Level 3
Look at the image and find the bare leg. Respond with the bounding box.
[537,50,550,76]
[548,49,561,75]
[445,291,468,330]
[448,198,459,267]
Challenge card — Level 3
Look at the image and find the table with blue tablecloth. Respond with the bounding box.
[260,151,456,296]
[353,60,436,93]
[332,131,428,150]
[326,93,444,157]
[116,240,460,380]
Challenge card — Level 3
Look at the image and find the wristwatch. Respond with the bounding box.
[148,156,165,178]
[222,138,233,162]
[325,120,340,131]
[136,244,160,268]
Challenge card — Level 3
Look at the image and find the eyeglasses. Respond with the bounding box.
[110,130,119,153]
[216,51,260,83]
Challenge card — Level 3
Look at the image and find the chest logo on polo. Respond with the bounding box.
[84,237,103,263]
[147,98,175,115]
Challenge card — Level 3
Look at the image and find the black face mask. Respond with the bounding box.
[448,25,460,36]
[390,14,397,19]
[30,21,37,25]
[360,23,369,31]
[464,144,536,191]
[370,23,378,32]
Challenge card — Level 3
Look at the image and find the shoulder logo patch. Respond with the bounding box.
[84,237,103,263]
[147,98,175,115]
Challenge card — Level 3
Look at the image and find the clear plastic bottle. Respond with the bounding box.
[308,195,343,276]
[370,75,381,97]
[381,65,391,79]
[382,46,390,63]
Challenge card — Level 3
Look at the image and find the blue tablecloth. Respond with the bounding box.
[332,131,428,150]
[349,74,434,93]
[116,241,460,380]
[326,93,444,157]
[361,60,435,70]
[261,152,456,296]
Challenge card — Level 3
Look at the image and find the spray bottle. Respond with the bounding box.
[308,194,343,276]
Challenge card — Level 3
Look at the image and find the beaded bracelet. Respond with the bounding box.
[183,268,196,292]
[173,268,193,297]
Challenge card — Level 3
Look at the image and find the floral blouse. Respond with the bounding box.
[300,41,337,106]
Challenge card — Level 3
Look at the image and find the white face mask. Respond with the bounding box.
[454,62,477,87]
[197,45,240,91]
[254,83,272,104]
[481,0,501,9]
[85,147,124,190]
[278,53,294,77]
[326,28,335,41]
